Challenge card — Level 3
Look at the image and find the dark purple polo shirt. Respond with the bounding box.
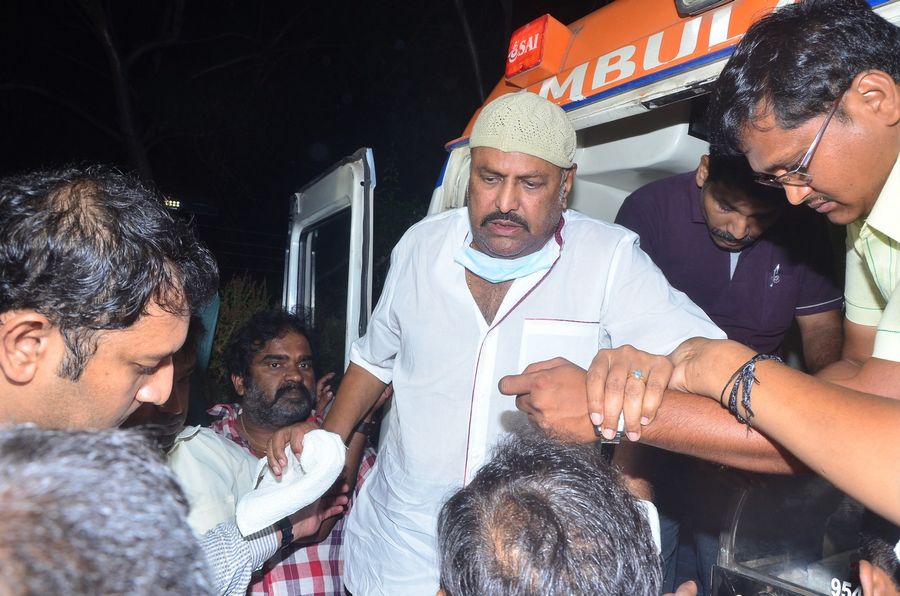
[615,171,842,355]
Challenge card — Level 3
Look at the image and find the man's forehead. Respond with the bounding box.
[471,147,560,175]
[709,185,782,216]
[96,307,188,356]
[253,331,313,360]
[741,110,811,173]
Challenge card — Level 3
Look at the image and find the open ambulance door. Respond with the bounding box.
[282,148,375,375]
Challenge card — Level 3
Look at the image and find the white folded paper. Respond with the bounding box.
[235,429,346,536]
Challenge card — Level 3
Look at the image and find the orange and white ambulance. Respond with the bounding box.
[283,2,900,593]
[285,0,900,358]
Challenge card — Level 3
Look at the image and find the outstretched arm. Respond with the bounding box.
[671,338,900,524]
[499,356,804,474]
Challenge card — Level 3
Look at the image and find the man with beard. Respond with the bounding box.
[210,308,380,595]
[615,150,844,593]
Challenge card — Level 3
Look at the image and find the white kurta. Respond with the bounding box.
[342,208,724,595]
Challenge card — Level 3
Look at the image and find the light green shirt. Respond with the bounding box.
[845,155,900,361]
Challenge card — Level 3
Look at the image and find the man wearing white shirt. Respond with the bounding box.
[275,92,724,595]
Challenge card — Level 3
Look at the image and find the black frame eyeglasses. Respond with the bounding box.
[754,90,846,188]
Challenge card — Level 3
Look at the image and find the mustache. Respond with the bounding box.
[271,381,312,405]
[709,227,754,246]
[480,210,530,232]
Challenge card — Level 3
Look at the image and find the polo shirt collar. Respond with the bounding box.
[863,153,900,243]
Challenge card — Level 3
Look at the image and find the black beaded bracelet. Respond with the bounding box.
[275,516,293,550]
[719,353,783,427]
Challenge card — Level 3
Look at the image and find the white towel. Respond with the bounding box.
[235,429,346,536]
[637,499,662,553]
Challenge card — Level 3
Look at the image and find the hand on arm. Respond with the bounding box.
[585,345,671,441]
[669,336,900,524]
[498,346,670,442]
[500,343,804,473]
[315,371,337,417]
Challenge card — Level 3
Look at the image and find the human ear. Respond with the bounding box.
[0,311,53,384]
[858,559,899,596]
[852,70,900,127]
[560,164,577,208]
[695,154,710,188]
[231,373,246,397]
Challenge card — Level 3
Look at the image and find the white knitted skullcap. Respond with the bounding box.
[469,92,575,168]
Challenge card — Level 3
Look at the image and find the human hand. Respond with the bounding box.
[664,580,698,596]
[586,345,671,442]
[498,358,596,443]
[315,372,337,417]
[669,338,752,398]
[286,482,350,543]
[266,421,319,478]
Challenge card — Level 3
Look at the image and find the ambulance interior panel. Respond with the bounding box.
[568,98,708,223]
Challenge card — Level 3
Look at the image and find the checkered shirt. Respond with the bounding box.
[208,403,376,596]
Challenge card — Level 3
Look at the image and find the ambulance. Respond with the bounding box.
[283,1,900,594]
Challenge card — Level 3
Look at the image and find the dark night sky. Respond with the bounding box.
[0,0,605,293]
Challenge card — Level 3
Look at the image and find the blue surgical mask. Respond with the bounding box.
[454,235,560,283]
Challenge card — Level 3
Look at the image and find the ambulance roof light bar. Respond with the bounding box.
[504,14,573,89]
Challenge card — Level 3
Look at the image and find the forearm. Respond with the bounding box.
[301,429,370,544]
[322,362,386,441]
[801,327,843,373]
[816,357,863,386]
[743,361,900,524]
[678,338,900,524]
[640,389,806,474]
[200,523,278,595]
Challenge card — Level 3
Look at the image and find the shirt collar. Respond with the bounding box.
[166,424,201,454]
[863,153,900,242]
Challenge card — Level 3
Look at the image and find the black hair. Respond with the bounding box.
[705,149,786,205]
[859,510,900,589]
[223,308,315,381]
[708,0,900,154]
[437,434,662,596]
[0,165,218,380]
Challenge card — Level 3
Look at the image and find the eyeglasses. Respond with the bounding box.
[753,90,846,188]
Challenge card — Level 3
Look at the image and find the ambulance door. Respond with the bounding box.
[283,148,375,375]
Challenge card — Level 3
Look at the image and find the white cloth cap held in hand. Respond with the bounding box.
[235,429,346,536]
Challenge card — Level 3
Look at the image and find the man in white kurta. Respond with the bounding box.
[307,92,724,595]
[342,207,721,594]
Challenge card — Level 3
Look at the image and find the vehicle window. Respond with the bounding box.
[301,209,351,378]
[717,475,864,596]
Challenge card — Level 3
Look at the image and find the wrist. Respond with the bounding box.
[692,340,754,398]
[275,516,293,550]
[350,419,377,444]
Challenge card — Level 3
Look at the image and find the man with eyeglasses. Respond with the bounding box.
[615,149,844,594]
[705,0,900,402]
[500,10,900,587]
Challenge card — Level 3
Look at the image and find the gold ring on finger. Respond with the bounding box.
[630,369,646,383]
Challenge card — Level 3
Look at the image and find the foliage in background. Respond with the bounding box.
[208,273,273,385]
[373,143,428,300]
